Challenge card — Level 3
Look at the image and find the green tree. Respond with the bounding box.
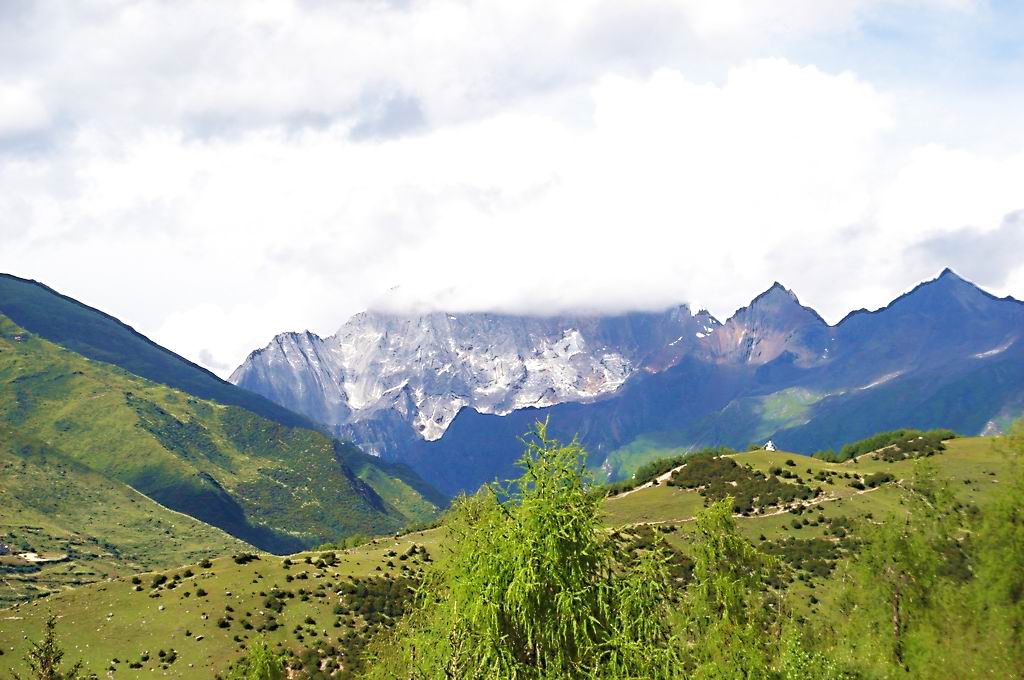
[962,419,1024,675]
[833,460,964,676]
[10,615,95,680]
[227,637,285,680]
[368,421,678,679]
[678,497,783,679]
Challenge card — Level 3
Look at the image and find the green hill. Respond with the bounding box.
[0,313,440,557]
[0,532,443,678]
[0,274,310,429]
[0,424,251,609]
[602,436,1004,530]
[0,431,1013,678]
[600,436,1011,629]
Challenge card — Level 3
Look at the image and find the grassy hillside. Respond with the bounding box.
[0,533,442,678]
[0,424,250,609]
[604,437,1004,531]
[0,313,439,555]
[0,274,310,429]
[1,433,1010,678]
[602,436,1009,626]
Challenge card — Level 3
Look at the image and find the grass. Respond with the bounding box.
[602,482,705,526]
[0,435,1010,678]
[0,312,439,562]
[0,425,249,609]
[0,531,443,678]
[602,436,1010,624]
[605,438,1008,532]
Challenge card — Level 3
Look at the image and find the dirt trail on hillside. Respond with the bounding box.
[621,482,888,528]
[610,464,688,500]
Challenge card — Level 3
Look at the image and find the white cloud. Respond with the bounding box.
[879,144,1024,240]
[0,0,983,138]
[676,0,982,42]
[0,1,1021,376]
[0,80,49,138]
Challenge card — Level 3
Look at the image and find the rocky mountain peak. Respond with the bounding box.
[839,268,1010,330]
[229,270,1023,478]
[732,282,820,322]
[708,283,829,366]
[233,310,654,442]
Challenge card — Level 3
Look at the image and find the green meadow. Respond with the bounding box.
[2,432,1016,678]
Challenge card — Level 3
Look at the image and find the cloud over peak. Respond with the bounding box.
[0,0,1021,376]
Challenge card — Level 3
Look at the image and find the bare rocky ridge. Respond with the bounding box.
[229,282,833,449]
[231,306,727,444]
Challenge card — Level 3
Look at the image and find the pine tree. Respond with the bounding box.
[227,637,285,680]
[10,615,95,680]
[677,497,782,679]
[367,420,678,679]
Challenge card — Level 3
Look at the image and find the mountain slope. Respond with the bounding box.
[0,423,251,607]
[0,434,1013,678]
[230,307,722,446]
[231,270,1024,494]
[0,274,311,429]
[0,312,440,554]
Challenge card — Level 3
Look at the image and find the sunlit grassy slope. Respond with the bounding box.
[0,424,250,609]
[603,437,1005,530]
[602,436,1008,625]
[0,273,309,429]
[0,531,443,678]
[0,313,439,558]
[0,435,1006,678]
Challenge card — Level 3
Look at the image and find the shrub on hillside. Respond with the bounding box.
[814,428,957,462]
[602,446,737,497]
[668,456,816,512]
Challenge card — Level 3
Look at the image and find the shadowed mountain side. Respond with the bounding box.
[389,358,752,496]
[0,273,314,430]
[0,310,442,553]
[772,341,1024,453]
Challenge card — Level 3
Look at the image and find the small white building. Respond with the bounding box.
[763,440,777,452]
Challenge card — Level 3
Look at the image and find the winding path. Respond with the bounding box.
[618,481,890,529]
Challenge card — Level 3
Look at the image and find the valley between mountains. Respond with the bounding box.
[1,269,1023,679]
[0,274,442,562]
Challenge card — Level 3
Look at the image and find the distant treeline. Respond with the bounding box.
[813,428,958,463]
[598,428,960,498]
[602,446,737,497]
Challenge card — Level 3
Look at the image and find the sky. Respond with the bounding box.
[1,0,1023,377]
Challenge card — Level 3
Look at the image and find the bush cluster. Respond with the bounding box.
[668,455,817,513]
[815,428,956,462]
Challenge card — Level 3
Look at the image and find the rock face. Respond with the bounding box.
[231,270,1024,495]
[708,283,832,366]
[231,305,724,446]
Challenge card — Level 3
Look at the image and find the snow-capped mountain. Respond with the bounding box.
[230,305,723,445]
[231,270,1024,496]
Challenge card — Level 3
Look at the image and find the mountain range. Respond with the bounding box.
[231,269,1024,495]
[0,274,442,564]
